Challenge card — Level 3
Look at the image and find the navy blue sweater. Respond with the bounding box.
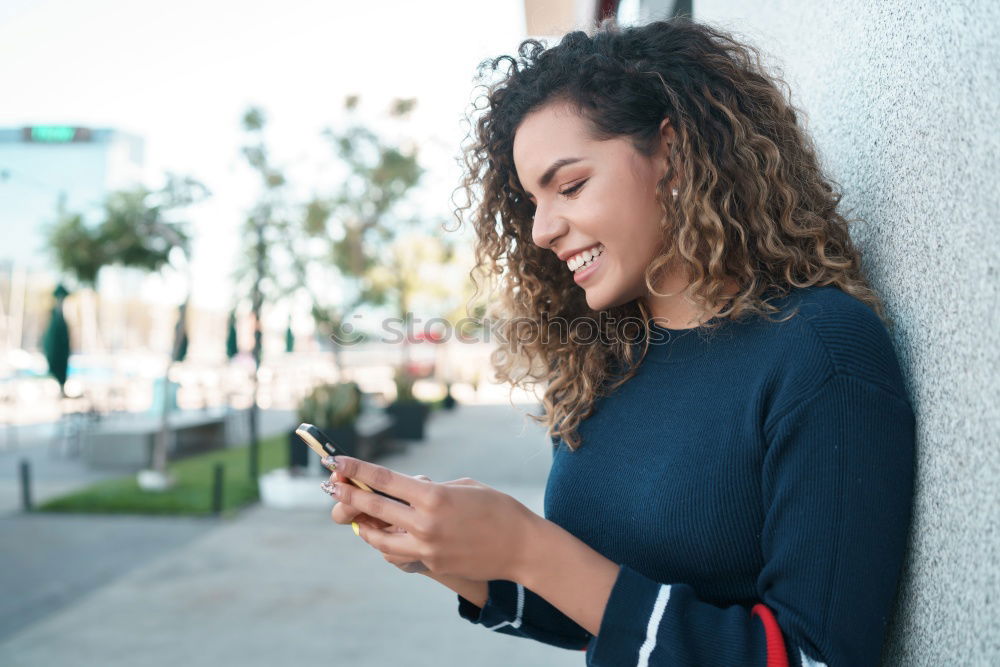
[457,286,916,667]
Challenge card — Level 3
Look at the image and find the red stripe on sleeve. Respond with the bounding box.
[751,603,789,667]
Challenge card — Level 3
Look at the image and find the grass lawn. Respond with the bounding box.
[38,433,290,518]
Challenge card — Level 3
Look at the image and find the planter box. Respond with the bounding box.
[259,468,338,509]
[386,401,429,440]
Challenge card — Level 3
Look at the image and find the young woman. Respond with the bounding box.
[320,17,915,667]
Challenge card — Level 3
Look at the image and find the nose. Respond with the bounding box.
[530,201,567,250]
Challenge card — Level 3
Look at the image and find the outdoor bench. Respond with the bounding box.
[81,409,227,470]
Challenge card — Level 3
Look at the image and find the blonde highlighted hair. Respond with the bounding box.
[452,17,887,451]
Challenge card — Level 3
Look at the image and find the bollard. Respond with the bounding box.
[19,459,32,512]
[211,463,224,516]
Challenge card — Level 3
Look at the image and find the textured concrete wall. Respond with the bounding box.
[689,2,1000,664]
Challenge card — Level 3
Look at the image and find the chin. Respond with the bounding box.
[583,278,641,313]
[584,292,603,310]
[583,287,618,312]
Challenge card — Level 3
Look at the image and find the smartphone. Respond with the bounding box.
[295,423,410,506]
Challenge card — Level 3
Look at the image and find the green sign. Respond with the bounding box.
[22,126,92,143]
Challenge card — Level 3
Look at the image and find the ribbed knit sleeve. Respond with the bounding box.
[586,373,915,666]
[456,580,592,650]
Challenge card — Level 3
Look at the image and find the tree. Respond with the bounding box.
[294,96,424,368]
[367,230,456,361]
[47,175,209,489]
[236,106,296,486]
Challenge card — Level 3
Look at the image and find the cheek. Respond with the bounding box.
[606,202,662,262]
[579,175,663,296]
[603,211,663,293]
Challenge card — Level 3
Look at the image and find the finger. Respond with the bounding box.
[354,519,422,560]
[383,552,411,565]
[356,514,393,530]
[332,456,433,509]
[330,503,391,530]
[398,561,429,573]
[330,501,362,524]
[384,553,429,573]
[331,479,416,529]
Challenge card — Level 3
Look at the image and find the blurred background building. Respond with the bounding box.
[0,126,145,270]
[0,126,145,352]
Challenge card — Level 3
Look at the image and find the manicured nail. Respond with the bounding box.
[320,481,336,496]
[321,456,337,470]
[351,521,360,536]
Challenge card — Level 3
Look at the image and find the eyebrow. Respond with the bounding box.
[524,157,584,197]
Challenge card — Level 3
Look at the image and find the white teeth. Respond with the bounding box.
[567,244,604,272]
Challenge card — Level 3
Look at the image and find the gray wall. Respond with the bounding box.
[692,1,999,664]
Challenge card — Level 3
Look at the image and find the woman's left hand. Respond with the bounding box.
[328,455,540,583]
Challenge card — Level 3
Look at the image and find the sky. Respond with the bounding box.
[0,0,527,311]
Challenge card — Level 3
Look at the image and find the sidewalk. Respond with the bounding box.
[0,404,584,667]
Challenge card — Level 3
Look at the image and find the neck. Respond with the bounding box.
[642,270,738,330]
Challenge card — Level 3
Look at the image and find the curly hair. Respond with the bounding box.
[451,16,888,452]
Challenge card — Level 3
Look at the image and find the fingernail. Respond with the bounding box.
[321,456,337,470]
[320,481,336,496]
[351,521,360,536]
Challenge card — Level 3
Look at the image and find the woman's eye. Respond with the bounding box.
[559,179,588,198]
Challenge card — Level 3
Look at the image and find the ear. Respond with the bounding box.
[657,117,675,157]
[656,116,678,179]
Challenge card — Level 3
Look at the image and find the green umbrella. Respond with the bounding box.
[285,316,295,353]
[174,329,189,363]
[172,302,189,363]
[226,309,238,360]
[43,284,70,396]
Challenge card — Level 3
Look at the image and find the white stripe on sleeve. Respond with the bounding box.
[485,583,525,631]
[636,584,672,667]
[800,648,827,666]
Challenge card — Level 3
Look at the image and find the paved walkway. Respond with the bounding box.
[0,404,584,667]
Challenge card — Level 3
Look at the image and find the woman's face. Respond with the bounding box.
[512,100,673,312]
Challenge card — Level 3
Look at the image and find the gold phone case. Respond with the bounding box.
[294,424,378,494]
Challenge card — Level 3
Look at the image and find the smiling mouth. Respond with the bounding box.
[571,248,604,284]
[566,243,605,273]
